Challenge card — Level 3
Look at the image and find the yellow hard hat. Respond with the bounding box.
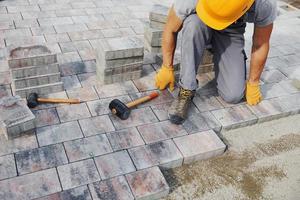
[196,0,255,30]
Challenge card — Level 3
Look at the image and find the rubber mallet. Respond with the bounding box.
[109,91,159,120]
[27,92,81,108]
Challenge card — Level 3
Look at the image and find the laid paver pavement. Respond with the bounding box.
[0,0,300,199]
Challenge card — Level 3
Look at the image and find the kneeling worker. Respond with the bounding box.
[155,0,277,124]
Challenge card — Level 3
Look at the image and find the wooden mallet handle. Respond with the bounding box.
[126,91,159,108]
[37,98,81,104]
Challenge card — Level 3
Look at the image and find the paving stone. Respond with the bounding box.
[35,185,92,200]
[57,159,100,190]
[260,69,288,84]
[149,4,169,24]
[275,93,300,114]
[13,72,61,89]
[107,127,145,151]
[132,71,156,92]
[79,115,115,137]
[36,121,83,146]
[87,95,131,116]
[71,2,96,9]
[200,111,223,132]
[21,11,56,19]
[0,84,11,99]
[129,140,183,170]
[95,81,138,98]
[56,9,88,17]
[55,24,88,34]
[173,130,226,164]
[129,90,174,108]
[89,176,134,200]
[137,121,187,144]
[79,48,96,61]
[45,33,71,43]
[261,82,291,99]
[13,82,64,98]
[95,150,135,180]
[11,63,60,79]
[64,134,112,162]
[39,4,72,11]
[0,168,61,200]
[95,55,143,68]
[67,87,98,102]
[0,96,36,139]
[56,103,91,123]
[211,105,258,130]
[96,36,144,60]
[126,166,169,200]
[183,113,213,134]
[59,40,92,53]
[193,94,224,112]
[7,5,40,13]
[0,154,17,180]
[60,61,85,76]
[61,75,81,90]
[77,72,97,87]
[14,18,39,28]
[110,107,158,130]
[278,65,300,79]
[33,108,60,128]
[86,20,119,30]
[15,143,68,175]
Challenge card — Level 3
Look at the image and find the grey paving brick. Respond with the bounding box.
[78,72,97,87]
[282,53,300,66]
[149,4,169,23]
[11,63,60,79]
[0,21,14,30]
[278,65,300,79]
[200,111,222,132]
[67,86,98,102]
[61,75,81,90]
[39,3,72,11]
[33,108,60,128]
[150,20,165,29]
[71,2,96,9]
[13,82,64,98]
[68,30,104,41]
[89,176,134,200]
[79,48,96,61]
[6,35,46,47]
[183,113,213,134]
[193,94,224,112]
[36,121,83,146]
[129,90,174,108]
[45,33,71,43]
[13,73,61,89]
[57,52,82,64]
[0,13,22,22]
[55,23,88,34]
[211,105,258,130]
[0,96,35,139]
[14,19,39,28]
[86,20,119,30]
[56,103,91,123]
[115,19,143,28]
[110,107,158,130]
[126,167,169,200]
[275,93,300,114]
[174,130,226,164]
[107,128,145,151]
[260,69,288,84]
[0,154,17,180]
[0,71,11,85]
[261,82,291,99]
[35,185,92,200]
[129,140,183,170]
[57,159,100,190]
[0,168,61,200]
[95,81,138,98]
[7,5,40,13]
[0,84,11,99]
[56,9,87,17]
[21,11,56,19]
[95,55,143,68]
[15,144,68,175]
[95,150,135,180]
[59,40,92,53]
[87,95,131,116]
[71,15,104,24]
[79,115,115,137]
[64,134,112,162]
[138,121,187,144]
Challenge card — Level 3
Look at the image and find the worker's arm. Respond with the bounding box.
[246,24,273,105]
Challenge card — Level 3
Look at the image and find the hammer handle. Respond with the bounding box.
[37,98,81,104]
[126,92,159,108]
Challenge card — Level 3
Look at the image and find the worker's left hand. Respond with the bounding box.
[246,81,262,106]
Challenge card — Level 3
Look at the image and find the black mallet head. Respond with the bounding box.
[109,99,131,120]
[27,92,39,108]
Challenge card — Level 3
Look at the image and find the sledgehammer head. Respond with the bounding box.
[27,92,39,108]
[109,99,131,120]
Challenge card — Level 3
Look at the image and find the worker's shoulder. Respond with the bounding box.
[255,0,277,9]
[173,0,198,21]
[247,0,277,26]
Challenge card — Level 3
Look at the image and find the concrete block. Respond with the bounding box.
[149,4,169,23]
[173,130,226,164]
[89,176,134,200]
[13,73,61,89]
[32,108,60,128]
[193,94,223,112]
[66,87,98,102]
[56,103,91,123]
[183,113,212,134]
[78,115,115,137]
[0,154,17,180]
[0,96,35,139]
[126,167,169,200]
[129,140,183,170]
[57,159,100,190]
[61,75,81,90]
[261,69,288,84]
[64,134,112,162]
[34,186,92,200]
[15,144,68,175]
[144,40,162,54]
[13,82,64,98]
[150,20,165,29]
[98,55,144,68]
[94,81,138,98]
[95,151,136,180]
[11,63,60,79]
[145,33,162,47]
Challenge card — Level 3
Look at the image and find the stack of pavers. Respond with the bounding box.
[8,45,63,98]
[0,95,35,139]
[96,36,144,84]
[144,4,169,58]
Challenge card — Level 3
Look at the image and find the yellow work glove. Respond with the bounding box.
[155,65,175,91]
[246,81,262,106]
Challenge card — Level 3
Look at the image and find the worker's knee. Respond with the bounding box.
[219,89,244,104]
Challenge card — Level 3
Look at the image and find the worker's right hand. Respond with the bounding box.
[155,65,175,91]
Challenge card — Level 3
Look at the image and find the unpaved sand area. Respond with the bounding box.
[163,115,300,200]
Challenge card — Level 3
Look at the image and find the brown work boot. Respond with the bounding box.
[168,88,195,124]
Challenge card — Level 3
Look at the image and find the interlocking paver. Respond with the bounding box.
[15,144,68,175]
[59,40,92,53]
[7,5,40,13]
[77,72,97,87]
[79,115,115,136]
[56,103,91,122]
[183,113,213,134]
[200,111,223,132]
[86,20,119,30]
[62,74,82,90]
[56,9,87,17]
[69,30,104,41]
[67,86,98,102]
[261,82,292,99]
[0,84,11,98]
[260,69,288,84]
[278,65,300,79]
[174,130,226,164]
[31,26,56,36]
[0,154,17,180]
[129,140,183,170]
[193,94,224,112]
[57,52,82,64]
[0,168,61,200]
[55,23,88,34]
[89,176,134,200]
[137,121,187,144]
[35,185,92,200]
[45,33,71,43]
[57,159,100,190]
[110,107,158,130]
[95,150,136,180]
[78,48,96,61]
[64,134,112,162]
[39,4,72,11]
[33,108,60,128]
[14,18,39,28]
[21,11,56,19]
[126,166,169,200]
[211,105,258,130]
[275,93,300,114]
[36,121,83,146]
[95,81,138,98]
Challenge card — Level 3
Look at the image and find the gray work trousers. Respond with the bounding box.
[179,14,247,103]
